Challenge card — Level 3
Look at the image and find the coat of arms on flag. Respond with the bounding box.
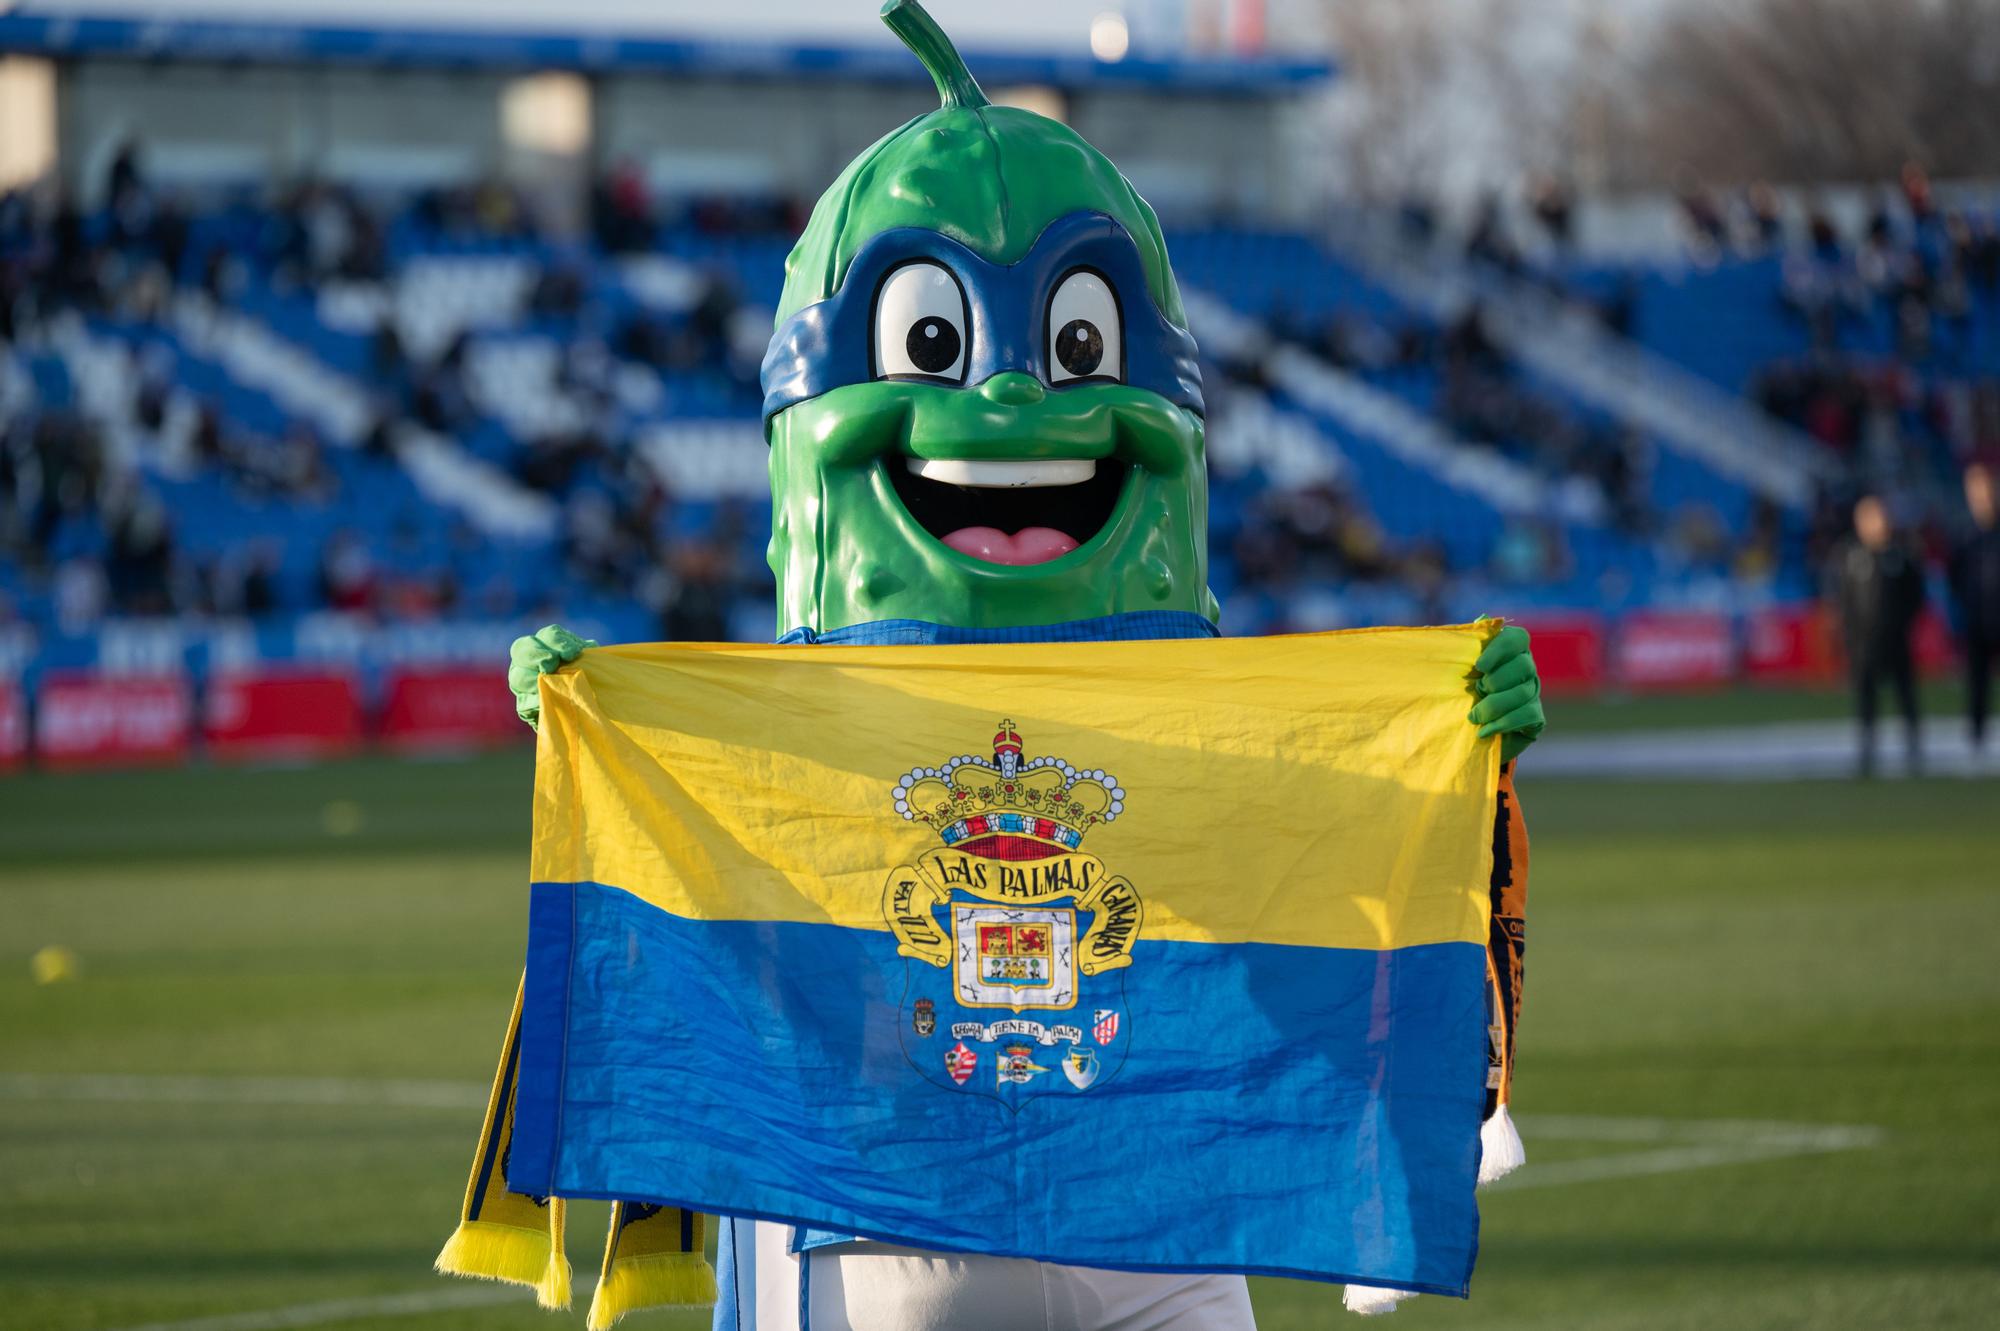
[945,1041,977,1085]
[884,720,1136,1109]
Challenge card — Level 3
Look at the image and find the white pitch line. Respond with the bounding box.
[1494,1113,1885,1191]
[109,1287,518,1331]
[3,1076,1884,1197]
[1492,1141,1856,1191]
[1530,716,1994,781]
[1518,1113,1884,1150]
[0,1072,486,1111]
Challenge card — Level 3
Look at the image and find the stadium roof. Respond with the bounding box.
[0,2,1333,96]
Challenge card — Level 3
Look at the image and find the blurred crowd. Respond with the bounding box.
[0,142,781,640]
[1418,165,1999,679]
[5,141,1997,662]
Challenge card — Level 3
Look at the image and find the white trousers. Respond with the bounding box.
[727,1220,1257,1331]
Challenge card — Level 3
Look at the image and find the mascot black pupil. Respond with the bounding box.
[1058,319,1104,376]
[906,318,960,374]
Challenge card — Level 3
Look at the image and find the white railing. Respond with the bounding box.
[1186,289,1605,523]
[1322,215,1838,510]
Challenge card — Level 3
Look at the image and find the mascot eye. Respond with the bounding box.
[875,262,968,382]
[1047,270,1122,384]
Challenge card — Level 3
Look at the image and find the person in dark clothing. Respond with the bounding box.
[1949,464,2000,754]
[1830,495,1927,776]
[659,539,736,643]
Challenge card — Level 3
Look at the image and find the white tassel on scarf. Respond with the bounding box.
[1478,1102,1526,1185]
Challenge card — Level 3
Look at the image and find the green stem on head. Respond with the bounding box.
[882,0,989,110]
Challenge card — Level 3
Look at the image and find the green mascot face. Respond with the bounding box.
[761,0,1215,635]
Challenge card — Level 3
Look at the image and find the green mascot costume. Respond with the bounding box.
[504,3,1545,1326]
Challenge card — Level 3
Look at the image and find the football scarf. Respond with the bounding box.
[1483,765,1531,1181]
[437,978,713,1326]
[434,976,574,1310]
[587,1202,716,1330]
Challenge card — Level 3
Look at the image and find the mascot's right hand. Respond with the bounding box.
[507,624,596,731]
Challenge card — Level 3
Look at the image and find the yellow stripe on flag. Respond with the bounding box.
[532,625,1498,953]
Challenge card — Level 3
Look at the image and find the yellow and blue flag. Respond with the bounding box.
[508,626,1505,1296]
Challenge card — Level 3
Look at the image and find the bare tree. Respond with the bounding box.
[1631,0,2000,184]
[1315,0,1625,203]
[1317,0,1459,200]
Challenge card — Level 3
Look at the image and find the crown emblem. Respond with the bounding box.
[891,720,1125,858]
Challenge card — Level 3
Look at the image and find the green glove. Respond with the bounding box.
[1470,622,1545,765]
[507,624,597,731]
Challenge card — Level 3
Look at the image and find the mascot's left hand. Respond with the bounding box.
[1470,622,1545,764]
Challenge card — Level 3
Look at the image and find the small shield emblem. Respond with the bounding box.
[1063,1047,1099,1090]
[913,998,936,1037]
[1093,1009,1120,1045]
[946,1042,977,1085]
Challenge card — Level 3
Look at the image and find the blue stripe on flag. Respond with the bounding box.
[511,880,1486,1295]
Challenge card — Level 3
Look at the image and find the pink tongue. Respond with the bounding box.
[941,526,1079,566]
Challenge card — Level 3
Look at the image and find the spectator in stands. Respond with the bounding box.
[473,179,528,240]
[661,538,738,642]
[1491,517,1569,586]
[1595,275,1639,338]
[688,270,743,373]
[215,542,282,620]
[1733,499,1785,587]
[276,423,336,504]
[1444,302,1504,372]
[1961,214,2000,292]
[1900,162,1935,226]
[104,497,177,616]
[1806,207,1843,263]
[372,324,411,399]
[107,137,152,254]
[529,263,587,320]
[413,333,474,434]
[1746,183,1785,250]
[1528,176,1575,252]
[25,412,105,555]
[319,530,377,614]
[1464,194,1521,275]
[1829,495,1927,776]
[1676,185,1727,256]
[49,191,101,312]
[1396,194,1437,248]
[594,160,655,254]
[53,555,108,635]
[1585,424,1650,534]
[1666,503,1731,576]
[1949,463,2000,755]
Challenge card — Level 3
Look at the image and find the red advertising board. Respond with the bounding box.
[1744,604,1839,685]
[35,672,193,769]
[0,679,25,771]
[204,670,364,762]
[1782,606,1958,680]
[1513,614,1607,696]
[1614,611,1735,691]
[381,666,522,752]
[1912,609,1959,677]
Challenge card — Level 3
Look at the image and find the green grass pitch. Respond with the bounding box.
[3,751,1996,1330]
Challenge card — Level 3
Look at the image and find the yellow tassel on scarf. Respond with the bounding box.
[435,975,575,1309]
[586,1201,718,1330]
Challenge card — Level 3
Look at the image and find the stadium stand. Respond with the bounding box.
[3,149,1995,763]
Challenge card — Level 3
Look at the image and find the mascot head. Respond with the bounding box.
[761,0,1214,634]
